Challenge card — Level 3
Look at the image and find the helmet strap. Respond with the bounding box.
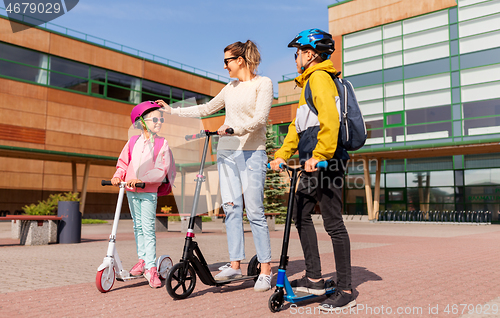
[300,51,319,72]
[140,116,154,141]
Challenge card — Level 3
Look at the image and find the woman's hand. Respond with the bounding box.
[304,157,320,172]
[111,177,122,186]
[155,100,172,114]
[217,124,231,136]
[126,179,143,188]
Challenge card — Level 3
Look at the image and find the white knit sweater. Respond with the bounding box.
[171,75,273,151]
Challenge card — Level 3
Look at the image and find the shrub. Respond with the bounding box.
[22,192,80,215]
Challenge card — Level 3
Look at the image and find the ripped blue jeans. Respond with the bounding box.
[217,150,272,263]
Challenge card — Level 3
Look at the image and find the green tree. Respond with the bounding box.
[263,122,288,223]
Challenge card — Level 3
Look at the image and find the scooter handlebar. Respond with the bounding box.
[185,128,234,141]
[266,161,328,170]
[101,180,145,189]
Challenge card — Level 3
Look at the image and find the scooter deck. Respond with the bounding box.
[116,275,143,282]
[286,287,336,303]
[213,275,258,286]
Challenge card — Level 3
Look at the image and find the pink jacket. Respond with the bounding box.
[113,134,174,193]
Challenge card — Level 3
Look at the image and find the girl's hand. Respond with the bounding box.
[111,177,122,186]
[155,100,172,114]
[218,124,231,136]
[126,179,143,188]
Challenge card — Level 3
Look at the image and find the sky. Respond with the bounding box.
[40,0,336,94]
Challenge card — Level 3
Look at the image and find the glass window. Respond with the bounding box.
[142,79,171,101]
[407,170,454,187]
[388,189,405,201]
[50,57,88,78]
[107,85,132,102]
[464,116,500,135]
[385,113,403,126]
[0,60,40,82]
[406,122,452,141]
[465,168,500,185]
[49,71,88,93]
[407,187,454,203]
[463,98,500,119]
[49,57,89,93]
[195,94,210,105]
[275,123,290,146]
[407,156,453,171]
[107,70,134,89]
[365,115,384,130]
[0,42,45,67]
[171,87,183,101]
[385,126,404,143]
[386,173,406,187]
[90,66,106,82]
[406,106,451,125]
[465,186,499,203]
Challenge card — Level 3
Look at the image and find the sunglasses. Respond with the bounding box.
[224,56,239,66]
[144,117,164,124]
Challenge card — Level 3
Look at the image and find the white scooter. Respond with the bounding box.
[96,180,173,293]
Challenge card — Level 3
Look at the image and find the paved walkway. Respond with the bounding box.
[0,218,499,317]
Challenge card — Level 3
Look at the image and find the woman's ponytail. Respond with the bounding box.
[224,40,261,75]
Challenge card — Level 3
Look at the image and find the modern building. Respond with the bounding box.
[0,11,227,217]
[276,0,500,221]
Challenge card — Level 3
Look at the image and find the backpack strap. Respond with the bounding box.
[128,135,140,163]
[304,70,343,117]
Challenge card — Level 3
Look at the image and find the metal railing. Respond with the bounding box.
[0,7,230,83]
[281,72,299,81]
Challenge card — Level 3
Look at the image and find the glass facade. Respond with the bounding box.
[341,0,500,216]
[0,41,212,106]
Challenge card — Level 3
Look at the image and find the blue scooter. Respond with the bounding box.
[267,161,336,313]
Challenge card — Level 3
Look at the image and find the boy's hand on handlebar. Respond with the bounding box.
[217,124,231,136]
[269,158,286,171]
[111,177,122,186]
[304,157,320,172]
[126,179,143,188]
[155,100,171,114]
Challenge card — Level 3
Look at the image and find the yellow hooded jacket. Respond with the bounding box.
[275,60,347,162]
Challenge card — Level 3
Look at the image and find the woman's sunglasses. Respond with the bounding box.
[144,117,164,124]
[224,56,239,66]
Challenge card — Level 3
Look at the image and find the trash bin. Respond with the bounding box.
[57,201,81,244]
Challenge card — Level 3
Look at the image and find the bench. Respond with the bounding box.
[156,213,208,234]
[0,215,62,245]
[219,212,281,232]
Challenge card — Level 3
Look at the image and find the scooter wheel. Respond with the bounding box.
[96,266,115,293]
[269,290,284,313]
[166,262,196,300]
[247,255,261,282]
[157,256,173,280]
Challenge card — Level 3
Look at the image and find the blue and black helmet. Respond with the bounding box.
[288,29,335,60]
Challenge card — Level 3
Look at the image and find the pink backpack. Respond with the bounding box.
[128,135,176,196]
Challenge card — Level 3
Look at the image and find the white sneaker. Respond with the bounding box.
[254,271,273,292]
[214,266,242,281]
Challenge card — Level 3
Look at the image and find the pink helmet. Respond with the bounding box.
[130,101,161,124]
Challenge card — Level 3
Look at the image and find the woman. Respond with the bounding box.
[156,40,274,292]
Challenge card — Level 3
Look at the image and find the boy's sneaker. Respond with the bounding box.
[144,267,161,288]
[214,266,242,281]
[318,289,356,312]
[129,259,145,276]
[254,271,273,292]
[290,276,325,295]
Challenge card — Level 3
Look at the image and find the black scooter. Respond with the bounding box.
[165,129,260,300]
[267,162,336,312]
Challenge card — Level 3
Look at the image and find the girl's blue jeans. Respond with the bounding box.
[126,191,158,269]
[217,149,272,264]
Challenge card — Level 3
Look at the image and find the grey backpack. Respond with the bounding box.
[304,71,367,151]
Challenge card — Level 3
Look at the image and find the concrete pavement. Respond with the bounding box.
[1,218,499,317]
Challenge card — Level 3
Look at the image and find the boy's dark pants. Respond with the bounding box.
[292,168,352,290]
